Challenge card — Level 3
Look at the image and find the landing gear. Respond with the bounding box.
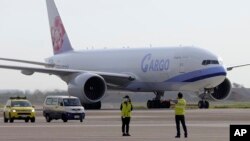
[147,91,170,109]
[198,89,211,109]
[83,101,101,110]
[198,100,209,109]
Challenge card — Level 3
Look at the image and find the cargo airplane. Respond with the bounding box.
[0,0,249,109]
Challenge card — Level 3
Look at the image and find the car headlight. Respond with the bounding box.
[12,109,16,113]
[31,109,35,112]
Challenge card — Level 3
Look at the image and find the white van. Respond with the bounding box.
[43,96,85,122]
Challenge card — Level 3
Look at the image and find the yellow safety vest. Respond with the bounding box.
[121,102,132,117]
[175,98,186,115]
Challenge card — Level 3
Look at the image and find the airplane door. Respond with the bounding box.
[179,56,189,73]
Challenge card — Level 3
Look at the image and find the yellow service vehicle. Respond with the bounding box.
[3,97,36,123]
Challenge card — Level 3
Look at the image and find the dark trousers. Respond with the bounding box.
[122,117,131,133]
[175,115,187,136]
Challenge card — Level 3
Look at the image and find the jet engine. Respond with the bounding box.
[209,78,232,100]
[68,73,107,103]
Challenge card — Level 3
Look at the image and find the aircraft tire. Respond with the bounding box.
[83,101,101,110]
[147,100,152,109]
[162,101,171,108]
[147,100,170,109]
[204,101,209,109]
[198,101,204,109]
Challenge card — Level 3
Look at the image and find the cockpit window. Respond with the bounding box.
[202,60,219,65]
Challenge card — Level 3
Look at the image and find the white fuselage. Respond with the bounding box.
[46,46,227,92]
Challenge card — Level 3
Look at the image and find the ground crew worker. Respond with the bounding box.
[120,95,133,136]
[170,92,188,138]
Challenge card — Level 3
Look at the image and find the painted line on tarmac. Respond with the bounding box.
[0,123,229,128]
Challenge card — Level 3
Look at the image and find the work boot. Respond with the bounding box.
[122,133,126,136]
[175,135,180,138]
[184,133,188,138]
[126,133,131,136]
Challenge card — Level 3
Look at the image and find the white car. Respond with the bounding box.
[43,96,85,122]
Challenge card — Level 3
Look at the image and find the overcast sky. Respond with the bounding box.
[0,0,250,90]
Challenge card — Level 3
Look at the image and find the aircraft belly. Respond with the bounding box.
[124,74,226,92]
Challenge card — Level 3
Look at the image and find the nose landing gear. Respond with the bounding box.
[198,89,212,109]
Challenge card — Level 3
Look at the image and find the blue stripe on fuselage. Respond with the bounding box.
[165,66,227,82]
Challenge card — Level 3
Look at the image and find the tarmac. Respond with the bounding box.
[0,109,250,141]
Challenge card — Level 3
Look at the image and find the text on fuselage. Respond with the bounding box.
[141,53,170,72]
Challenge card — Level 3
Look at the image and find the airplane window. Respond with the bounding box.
[212,60,219,64]
[202,60,208,65]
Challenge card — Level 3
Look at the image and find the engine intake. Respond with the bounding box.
[84,76,106,101]
[210,78,232,100]
[68,73,107,103]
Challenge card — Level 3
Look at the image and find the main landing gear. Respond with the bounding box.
[198,90,211,109]
[82,101,101,110]
[147,91,171,109]
[198,100,209,109]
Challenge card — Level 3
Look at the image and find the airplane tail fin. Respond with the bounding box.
[46,0,73,55]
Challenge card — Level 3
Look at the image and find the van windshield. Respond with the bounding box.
[63,98,81,106]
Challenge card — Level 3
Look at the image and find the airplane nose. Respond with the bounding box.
[216,65,227,77]
[220,65,227,76]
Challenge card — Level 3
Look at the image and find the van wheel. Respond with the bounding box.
[46,114,51,122]
[31,118,35,123]
[25,119,29,123]
[80,118,83,122]
[3,113,8,123]
[62,115,68,122]
[62,117,68,122]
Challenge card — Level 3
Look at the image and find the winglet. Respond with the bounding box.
[46,0,73,55]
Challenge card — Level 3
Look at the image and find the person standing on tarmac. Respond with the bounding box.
[120,95,133,136]
[170,92,188,138]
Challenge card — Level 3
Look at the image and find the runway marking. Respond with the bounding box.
[0,123,229,128]
[85,115,164,119]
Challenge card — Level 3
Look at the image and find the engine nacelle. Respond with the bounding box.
[209,78,232,100]
[68,73,107,103]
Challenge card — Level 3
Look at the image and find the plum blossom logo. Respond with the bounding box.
[51,16,65,53]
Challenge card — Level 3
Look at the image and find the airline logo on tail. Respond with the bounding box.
[51,16,65,53]
[46,0,73,55]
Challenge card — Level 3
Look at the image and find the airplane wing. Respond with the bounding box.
[0,57,54,67]
[227,64,250,71]
[0,64,135,86]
